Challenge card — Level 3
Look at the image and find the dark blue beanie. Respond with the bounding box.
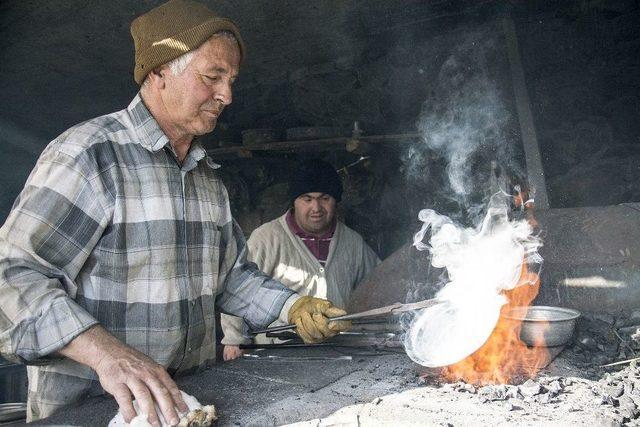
[289,159,343,203]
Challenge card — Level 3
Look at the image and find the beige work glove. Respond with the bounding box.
[288,296,352,343]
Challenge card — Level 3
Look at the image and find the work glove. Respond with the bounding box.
[288,296,352,343]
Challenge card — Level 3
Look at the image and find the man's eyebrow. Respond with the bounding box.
[204,67,238,79]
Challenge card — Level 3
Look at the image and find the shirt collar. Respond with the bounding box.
[127,93,170,153]
[285,209,336,239]
[127,93,220,170]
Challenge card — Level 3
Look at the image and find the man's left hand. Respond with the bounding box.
[223,345,245,361]
[287,296,352,343]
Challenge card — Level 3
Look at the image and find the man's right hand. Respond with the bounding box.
[222,345,245,361]
[59,325,188,426]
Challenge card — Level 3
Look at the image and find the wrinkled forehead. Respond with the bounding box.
[194,35,241,73]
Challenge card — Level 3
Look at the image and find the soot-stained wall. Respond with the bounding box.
[0,0,639,258]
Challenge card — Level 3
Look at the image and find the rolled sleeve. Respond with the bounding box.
[5,297,98,363]
[0,148,108,363]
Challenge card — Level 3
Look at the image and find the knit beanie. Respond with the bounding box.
[131,0,245,85]
[289,159,343,203]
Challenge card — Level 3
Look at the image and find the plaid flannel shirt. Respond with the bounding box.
[0,94,295,420]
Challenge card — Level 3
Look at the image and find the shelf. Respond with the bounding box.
[205,132,422,158]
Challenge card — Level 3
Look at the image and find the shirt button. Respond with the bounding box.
[319,267,325,273]
[188,347,192,352]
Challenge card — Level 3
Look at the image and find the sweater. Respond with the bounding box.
[221,212,380,345]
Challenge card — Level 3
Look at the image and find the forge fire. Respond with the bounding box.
[405,193,546,384]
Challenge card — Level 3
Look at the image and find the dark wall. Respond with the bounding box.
[1,1,639,252]
[516,1,640,208]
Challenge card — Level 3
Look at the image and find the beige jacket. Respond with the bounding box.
[221,212,380,345]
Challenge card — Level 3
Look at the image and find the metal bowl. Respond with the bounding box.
[501,305,581,347]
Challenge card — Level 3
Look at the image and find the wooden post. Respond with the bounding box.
[503,16,550,210]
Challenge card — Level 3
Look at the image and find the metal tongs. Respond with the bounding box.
[249,298,440,335]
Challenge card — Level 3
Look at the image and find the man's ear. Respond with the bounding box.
[147,66,168,89]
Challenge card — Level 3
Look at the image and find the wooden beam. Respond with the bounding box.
[206,133,422,158]
[503,16,550,210]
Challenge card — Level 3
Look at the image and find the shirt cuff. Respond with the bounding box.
[13,297,99,363]
[278,294,301,324]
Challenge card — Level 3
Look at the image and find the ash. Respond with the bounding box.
[288,310,640,427]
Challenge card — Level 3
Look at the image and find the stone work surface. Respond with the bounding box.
[285,310,640,427]
[36,308,640,426]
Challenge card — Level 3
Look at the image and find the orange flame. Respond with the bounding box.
[442,263,549,384]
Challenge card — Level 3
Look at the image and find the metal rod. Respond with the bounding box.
[249,298,439,335]
[249,312,360,335]
[600,356,640,368]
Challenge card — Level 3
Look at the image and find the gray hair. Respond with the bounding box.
[141,30,239,89]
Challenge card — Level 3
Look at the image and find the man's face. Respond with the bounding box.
[293,192,337,236]
[160,35,240,138]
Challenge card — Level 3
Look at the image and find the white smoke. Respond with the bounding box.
[401,30,514,213]
[404,193,542,367]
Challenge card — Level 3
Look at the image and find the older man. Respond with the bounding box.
[221,159,381,360]
[0,1,349,424]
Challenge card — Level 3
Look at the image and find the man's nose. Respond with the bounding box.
[213,82,233,106]
[310,199,322,210]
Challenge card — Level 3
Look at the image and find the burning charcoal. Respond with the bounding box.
[456,383,476,394]
[593,353,614,366]
[547,380,564,397]
[505,386,523,400]
[587,312,616,327]
[603,373,617,385]
[618,325,640,350]
[606,384,625,398]
[618,396,639,419]
[535,393,552,404]
[562,378,574,387]
[600,393,619,406]
[440,383,454,392]
[618,310,640,328]
[507,398,524,411]
[478,385,508,402]
[595,413,624,427]
[372,397,382,405]
[579,336,599,350]
[519,379,542,397]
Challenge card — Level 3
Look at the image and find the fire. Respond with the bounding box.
[442,263,549,384]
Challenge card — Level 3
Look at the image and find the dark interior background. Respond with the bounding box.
[1,0,639,407]
[1,0,638,256]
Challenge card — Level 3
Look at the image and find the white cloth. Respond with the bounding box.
[221,213,380,345]
[108,391,203,427]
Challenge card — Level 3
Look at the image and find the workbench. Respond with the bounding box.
[34,347,413,426]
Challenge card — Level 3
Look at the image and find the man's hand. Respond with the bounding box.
[288,296,352,343]
[59,325,188,426]
[223,345,244,361]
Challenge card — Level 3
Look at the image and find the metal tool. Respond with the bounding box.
[242,353,353,361]
[249,298,440,335]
